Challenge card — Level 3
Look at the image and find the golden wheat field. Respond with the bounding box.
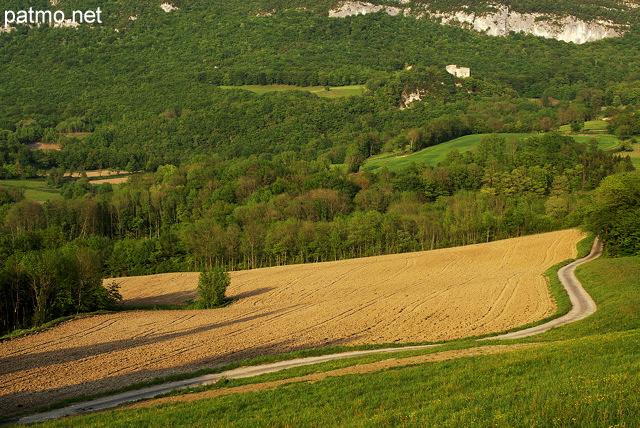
[0,229,584,416]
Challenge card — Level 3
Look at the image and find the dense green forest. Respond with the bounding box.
[1,2,640,173]
[1,1,639,334]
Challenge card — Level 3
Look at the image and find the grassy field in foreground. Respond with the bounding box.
[219,84,365,98]
[363,133,621,172]
[33,252,640,427]
[0,179,61,202]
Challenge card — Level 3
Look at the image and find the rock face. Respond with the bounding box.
[160,3,180,13]
[53,19,80,29]
[401,89,427,108]
[430,5,621,44]
[329,1,401,18]
[328,1,623,44]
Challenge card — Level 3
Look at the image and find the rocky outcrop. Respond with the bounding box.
[160,3,179,13]
[328,1,623,44]
[53,19,80,29]
[329,1,401,18]
[429,6,621,44]
[401,89,428,108]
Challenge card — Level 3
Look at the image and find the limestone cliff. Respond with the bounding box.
[329,1,402,17]
[428,5,621,44]
[328,1,625,44]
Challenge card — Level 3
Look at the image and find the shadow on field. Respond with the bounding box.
[0,335,352,419]
[122,290,198,306]
[121,287,274,306]
[0,309,289,376]
[229,287,275,300]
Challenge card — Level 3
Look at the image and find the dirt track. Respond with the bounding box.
[121,343,542,411]
[487,238,601,339]
[0,229,583,417]
[12,343,540,424]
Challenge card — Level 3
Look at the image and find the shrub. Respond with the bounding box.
[197,267,230,309]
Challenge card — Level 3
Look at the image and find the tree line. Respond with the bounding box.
[0,133,632,334]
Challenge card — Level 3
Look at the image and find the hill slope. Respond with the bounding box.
[28,248,640,427]
[2,0,640,171]
[0,229,583,417]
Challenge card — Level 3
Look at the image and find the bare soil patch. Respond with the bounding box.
[65,170,132,178]
[0,229,583,417]
[89,177,132,185]
[27,143,62,151]
[111,272,199,305]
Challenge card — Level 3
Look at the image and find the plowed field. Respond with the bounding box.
[0,229,583,417]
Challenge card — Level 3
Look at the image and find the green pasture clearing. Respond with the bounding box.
[219,85,365,98]
[363,133,621,172]
[30,241,640,427]
[363,133,531,172]
[558,119,609,132]
[626,141,640,168]
[0,179,61,202]
[571,134,620,150]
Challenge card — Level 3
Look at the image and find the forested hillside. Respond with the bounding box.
[1,1,640,173]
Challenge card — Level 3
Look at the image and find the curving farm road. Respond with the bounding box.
[484,237,601,340]
[5,238,602,425]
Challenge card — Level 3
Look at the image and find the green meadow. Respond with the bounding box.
[219,85,365,98]
[627,142,640,168]
[572,134,620,150]
[558,119,610,133]
[0,179,61,202]
[31,246,640,427]
[363,133,622,172]
[361,133,525,172]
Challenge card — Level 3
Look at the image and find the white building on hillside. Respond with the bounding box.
[446,64,471,78]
